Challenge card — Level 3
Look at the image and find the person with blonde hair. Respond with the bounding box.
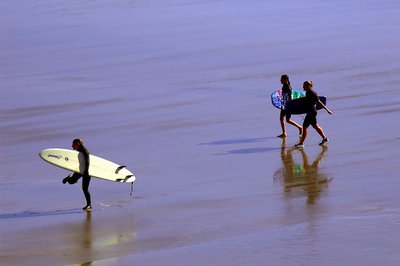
[277,74,303,138]
[295,81,332,148]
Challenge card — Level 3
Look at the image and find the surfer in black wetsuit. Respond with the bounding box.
[62,139,92,211]
[277,74,303,138]
[295,81,333,148]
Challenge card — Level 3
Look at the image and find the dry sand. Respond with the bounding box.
[1,0,400,265]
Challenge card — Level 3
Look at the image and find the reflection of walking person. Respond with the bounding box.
[295,81,333,148]
[296,145,332,205]
[62,139,92,211]
[277,74,303,138]
[275,141,332,205]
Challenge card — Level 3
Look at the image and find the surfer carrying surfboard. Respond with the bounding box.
[277,74,303,138]
[295,81,333,148]
[62,139,92,211]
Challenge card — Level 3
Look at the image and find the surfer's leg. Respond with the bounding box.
[285,114,303,135]
[299,127,308,144]
[82,176,91,208]
[313,124,325,138]
[312,124,328,144]
[66,173,81,184]
[309,113,326,140]
[295,115,311,147]
[278,111,287,138]
[294,127,308,148]
[62,175,70,184]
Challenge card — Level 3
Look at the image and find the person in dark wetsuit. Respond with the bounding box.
[277,74,303,138]
[62,139,92,211]
[295,81,333,148]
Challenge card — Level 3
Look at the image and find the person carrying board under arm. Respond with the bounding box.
[277,74,303,138]
[295,81,333,148]
[62,139,92,211]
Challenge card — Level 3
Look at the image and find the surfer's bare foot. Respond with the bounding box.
[83,205,92,211]
[277,134,287,138]
[62,175,70,184]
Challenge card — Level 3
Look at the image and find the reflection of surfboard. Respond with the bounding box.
[39,148,135,183]
[285,96,327,115]
[271,90,306,109]
[285,177,333,189]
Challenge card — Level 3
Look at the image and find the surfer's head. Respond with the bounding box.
[72,138,84,150]
[303,81,313,91]
[280,74,290,85]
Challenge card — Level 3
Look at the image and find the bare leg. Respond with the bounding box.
[286,117,303,135]
[312,124,327,140]
[278,115,287,138]
[82,176,91,207]
[298,126,308,145]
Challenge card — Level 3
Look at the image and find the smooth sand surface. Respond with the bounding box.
[1,0,400,265]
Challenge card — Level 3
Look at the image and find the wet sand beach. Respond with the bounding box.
[1,0,400,265]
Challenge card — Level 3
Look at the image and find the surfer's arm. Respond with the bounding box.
[317,100,333,115]
[82,151,90,176]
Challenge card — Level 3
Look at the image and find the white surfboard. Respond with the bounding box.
[39,148,136,183]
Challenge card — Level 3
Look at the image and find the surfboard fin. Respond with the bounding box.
[124,175,134,182]
[116,175,134,183]
[115,165,127,174]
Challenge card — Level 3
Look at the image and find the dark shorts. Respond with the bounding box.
[303,112,317,128]
[280,109,291,119]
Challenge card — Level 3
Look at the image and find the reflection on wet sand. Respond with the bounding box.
[72,212,93,266]
[82,212,92,249]
[274,139,332,205]
[67,212,137,266]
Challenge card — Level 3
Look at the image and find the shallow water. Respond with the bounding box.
[1,0,400,265]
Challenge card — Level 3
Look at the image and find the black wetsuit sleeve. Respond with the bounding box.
[79,146,90,177]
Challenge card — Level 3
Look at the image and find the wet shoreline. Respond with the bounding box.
[1,0,400,265]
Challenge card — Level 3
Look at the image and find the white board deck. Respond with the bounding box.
[39,148,136,183]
